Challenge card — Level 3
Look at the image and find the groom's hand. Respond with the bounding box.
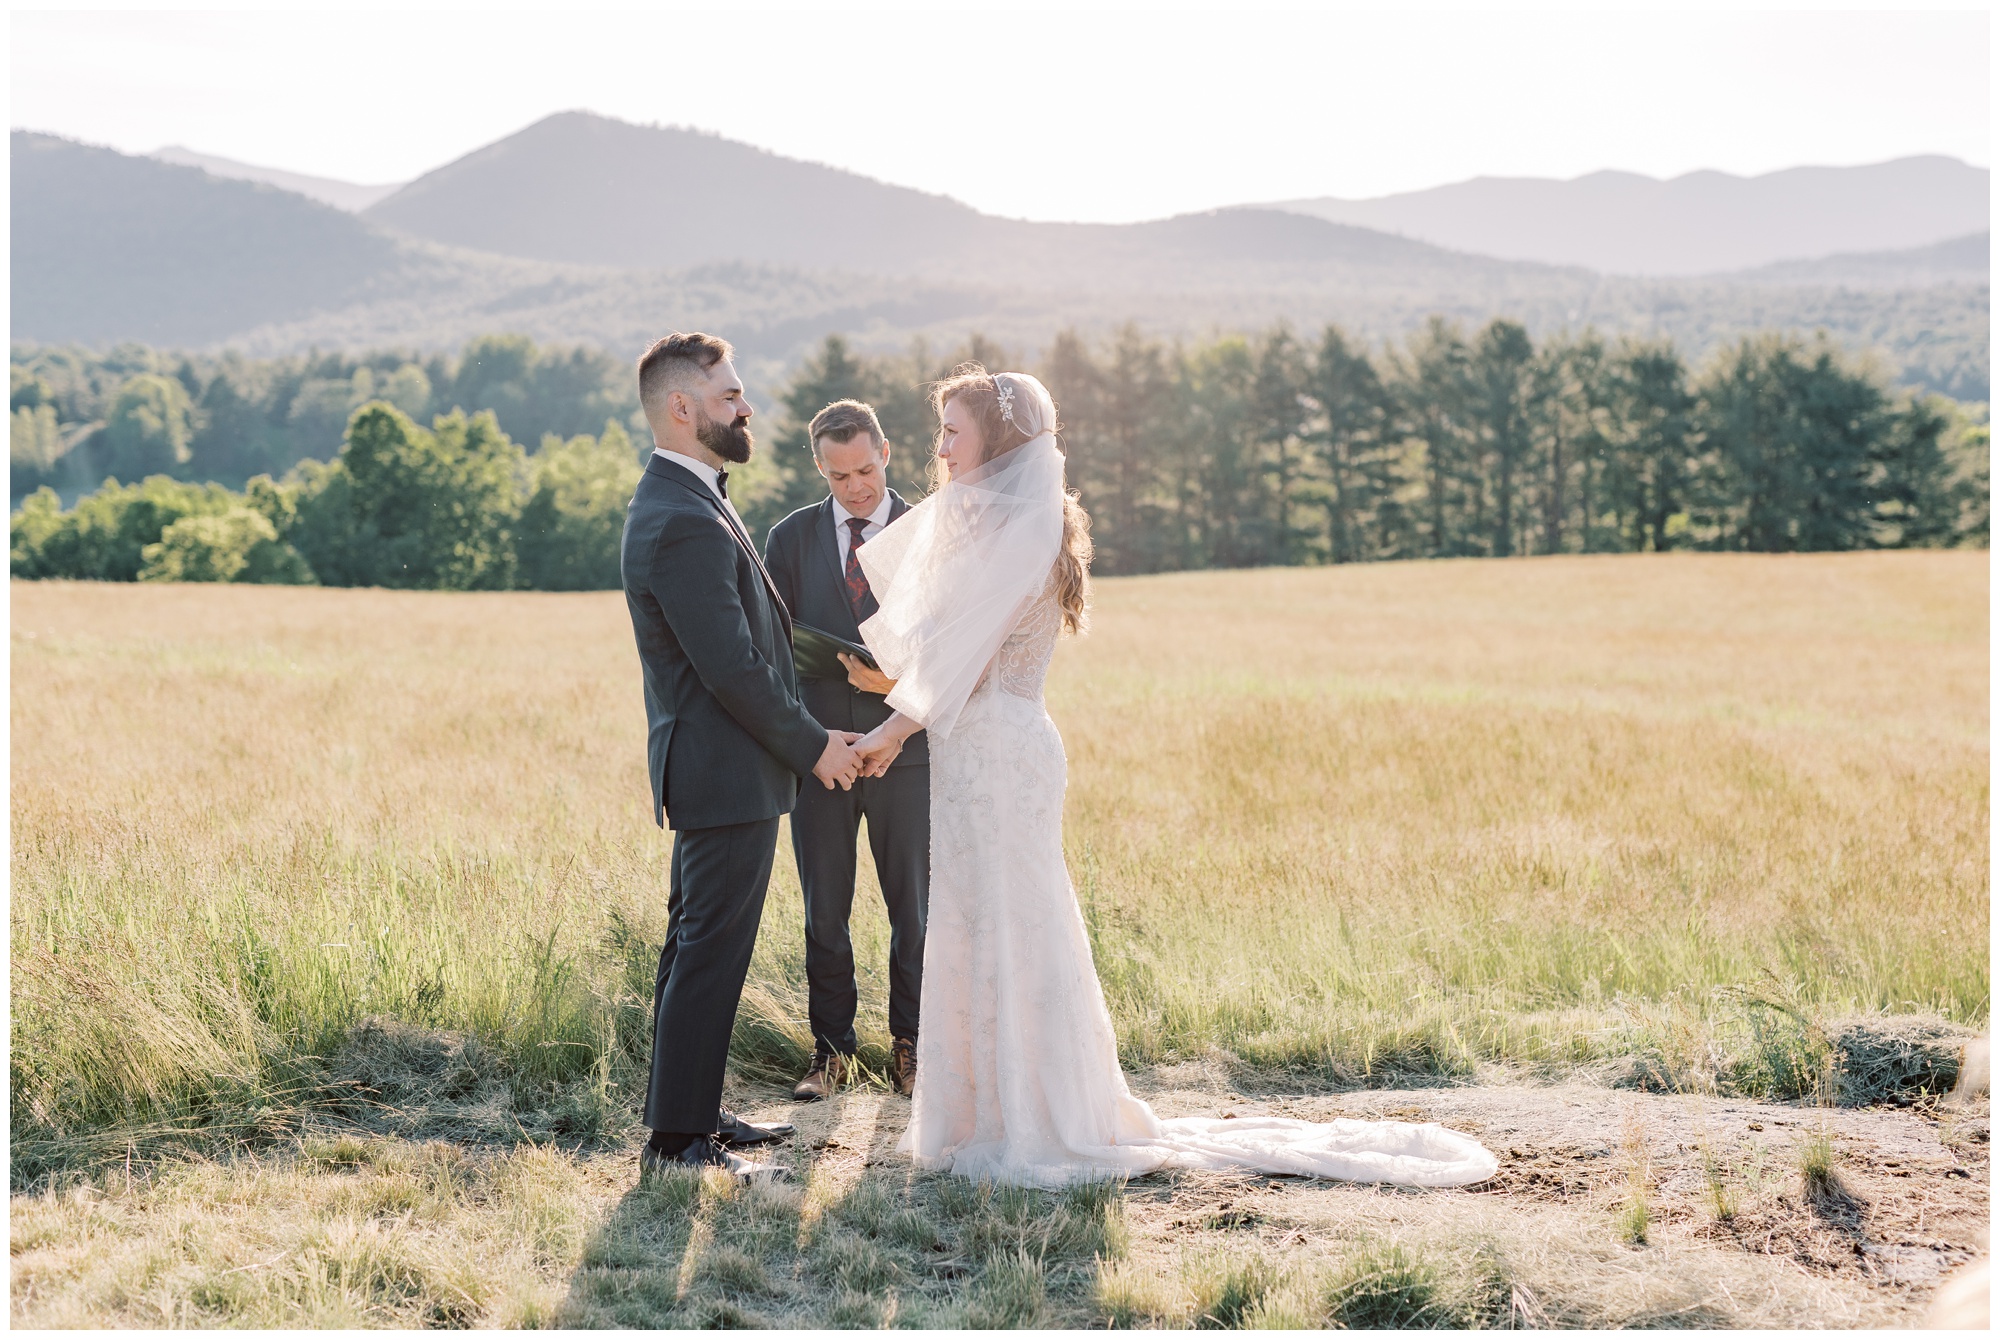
[812,730,863,791]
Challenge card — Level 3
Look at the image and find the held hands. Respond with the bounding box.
[816,711,915,789]
[812,730,865,791]
[838,652,897,696]
[853,724,905,778]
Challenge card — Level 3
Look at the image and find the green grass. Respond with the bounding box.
[1324,1241,1455,1328]
[1615,1198,1652,1247]
[1700,1141,1737,1224]
[1800,1128,1840,1200]
[1191,1255,1281,1329]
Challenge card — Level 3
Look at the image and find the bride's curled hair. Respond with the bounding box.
[930,363,1093,635]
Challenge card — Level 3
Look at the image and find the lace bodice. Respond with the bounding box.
[978,573,1061,704]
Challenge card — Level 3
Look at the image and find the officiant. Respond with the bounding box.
[763,400,928,1102]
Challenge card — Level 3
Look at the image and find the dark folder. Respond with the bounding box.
[792,621,881,681]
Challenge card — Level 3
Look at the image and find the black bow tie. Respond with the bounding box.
[714,467,728,500]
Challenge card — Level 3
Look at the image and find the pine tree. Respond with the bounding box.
[1309,325,1397,563]
[1250,328,1314,566]
[1392,319,1476,558]
[1470,320,1536,557]
[1609,340,1696,551]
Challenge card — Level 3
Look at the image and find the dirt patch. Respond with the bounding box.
[721,1068,1988,1327]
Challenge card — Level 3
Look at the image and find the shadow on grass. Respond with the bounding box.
[556,1087,1135,1328]
[11,1015,637,1194]
[557,1170,716,1327]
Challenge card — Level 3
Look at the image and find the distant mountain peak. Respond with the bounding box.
[362,110,990,272]
[399,109,979,208]
[1567,168,1661,186]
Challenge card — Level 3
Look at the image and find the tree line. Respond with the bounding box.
[757,323,1988,568]
[1103,322,1986,567]
[10,406,641,590]
[11,334,636,497]
[10,321,1989,589]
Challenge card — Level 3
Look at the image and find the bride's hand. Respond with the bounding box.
[839,652,897,695]
[854,726,904,777]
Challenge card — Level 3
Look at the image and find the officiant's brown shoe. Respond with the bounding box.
[792,1050,853,1101]
[890,1036,917,1098]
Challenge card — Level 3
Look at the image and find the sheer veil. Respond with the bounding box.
[857,373,1065,739]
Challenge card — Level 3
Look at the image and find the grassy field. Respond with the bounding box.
[9,552,1989,1326]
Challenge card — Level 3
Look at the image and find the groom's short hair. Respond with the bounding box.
[638,332,733,414]
[808,400,886,459]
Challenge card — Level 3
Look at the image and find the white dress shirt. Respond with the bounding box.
[654,447,751,536]
[833,491,896,567]
[654,447,723,501]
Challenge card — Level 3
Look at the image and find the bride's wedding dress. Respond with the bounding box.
[861,374,1497,1191]
[900,576,1496,1189]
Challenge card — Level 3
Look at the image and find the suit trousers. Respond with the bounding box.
[791,763,930,1055]
[645,815,781,1134]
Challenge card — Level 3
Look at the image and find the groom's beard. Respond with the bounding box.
[696,409,754,464]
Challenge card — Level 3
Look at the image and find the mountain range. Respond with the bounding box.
[9,114,1990,399]
[158,118,1990,280]
[1275,157,1988,276]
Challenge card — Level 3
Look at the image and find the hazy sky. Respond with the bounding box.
[11,4,1991,222]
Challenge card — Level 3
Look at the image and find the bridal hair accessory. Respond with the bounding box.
[991,372,1057,442]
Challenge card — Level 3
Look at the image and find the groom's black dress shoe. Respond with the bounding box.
[640,1135,780,1181]
[717,1108,795,1147]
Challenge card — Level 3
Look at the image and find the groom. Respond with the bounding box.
[764,401,928,1101]
[621,332,867,1179]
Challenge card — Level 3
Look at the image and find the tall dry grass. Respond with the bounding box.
[1057,554,1987,1078]
[9,552,1988,1178]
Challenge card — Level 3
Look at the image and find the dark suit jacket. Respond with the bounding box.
[764,493,928,770]
[622,454,828,829]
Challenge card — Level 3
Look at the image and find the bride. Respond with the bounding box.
[848,366,1496,1190]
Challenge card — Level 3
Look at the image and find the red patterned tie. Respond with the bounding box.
[844,517,873,617]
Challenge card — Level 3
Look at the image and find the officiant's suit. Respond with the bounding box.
[622,451,827,1136]
[764,491,930,1058]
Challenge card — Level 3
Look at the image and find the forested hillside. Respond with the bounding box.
[1727,231,1989,289]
